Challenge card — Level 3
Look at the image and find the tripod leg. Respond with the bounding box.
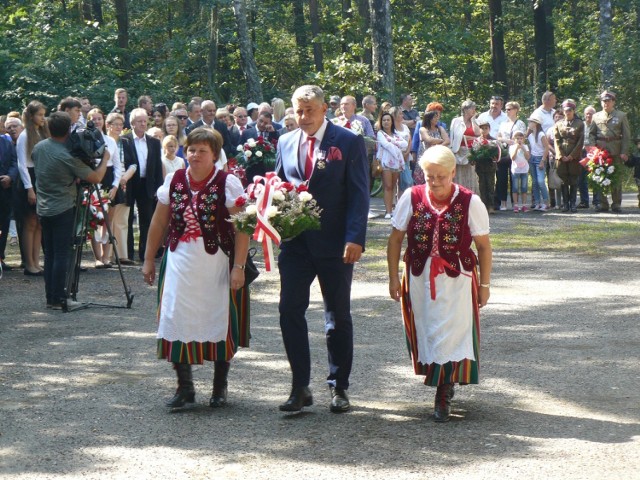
[92,184,135,308]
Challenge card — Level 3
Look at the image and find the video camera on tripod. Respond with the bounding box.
[63,121,134,312]
[66,121,106,168]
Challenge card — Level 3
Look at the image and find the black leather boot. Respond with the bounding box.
[433,383,455,422]
[209,361,230,408]
[561,185,570,212]
[569,185,578,213]
[166,363,195,411]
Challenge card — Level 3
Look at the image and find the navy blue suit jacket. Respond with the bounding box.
[276,121,369,257]
[185,119,233,157]
[0,136,18,182]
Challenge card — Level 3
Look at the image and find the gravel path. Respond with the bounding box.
[1,196,639,479]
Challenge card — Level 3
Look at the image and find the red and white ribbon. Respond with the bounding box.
[250,172,282,271]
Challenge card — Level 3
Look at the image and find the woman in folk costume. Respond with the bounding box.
[387,145,492,422]
[142,127,250,411]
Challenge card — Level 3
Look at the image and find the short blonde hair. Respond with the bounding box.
[162,134,178,149]
[419,145,456,172]
[505,101,520,111]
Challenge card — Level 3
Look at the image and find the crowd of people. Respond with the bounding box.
[1,83,638,423]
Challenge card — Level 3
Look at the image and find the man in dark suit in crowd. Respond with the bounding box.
[123,108,163,262]
[0,133,18,269]
[185,100,232,157]
[276,85,369,413]
[240,111,280,145]
[241,112,280,180]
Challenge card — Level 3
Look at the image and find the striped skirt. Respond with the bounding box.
[400,265,480,386]
[156,251,251,364]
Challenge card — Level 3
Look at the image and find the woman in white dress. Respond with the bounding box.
[387,145,492,422]
[142,127,250,411]
[86,108,120,268]
[376,111,408,219]
[449,100,481,193]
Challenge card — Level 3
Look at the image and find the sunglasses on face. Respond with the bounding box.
[175,115,188,120]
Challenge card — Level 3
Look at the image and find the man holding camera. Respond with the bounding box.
[33,112,107,310]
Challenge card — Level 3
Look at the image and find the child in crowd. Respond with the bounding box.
[625,136,640,208]
[147,127,164,142]
[474,119,498,214]
[161,135,186,179]
[527,117,550,211]
[510,130,530,212]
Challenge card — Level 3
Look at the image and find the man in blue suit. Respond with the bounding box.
[276,85,369,413]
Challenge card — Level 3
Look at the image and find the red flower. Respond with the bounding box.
[244,144,251,151]
[296,184,309,193]
[280,182,294,192]
[235,196,247,207]
[264,144,271,152]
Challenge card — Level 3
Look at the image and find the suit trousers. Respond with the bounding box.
[0,187,11,260]
[127,186,154,261]
[494,160,513,208]
[278,245,354,390]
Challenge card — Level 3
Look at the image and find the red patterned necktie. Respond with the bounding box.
[304,136,316,180]
[345,120,351,129]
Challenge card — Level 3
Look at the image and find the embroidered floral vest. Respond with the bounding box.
[166,169,235,256]
[404,185,477,277]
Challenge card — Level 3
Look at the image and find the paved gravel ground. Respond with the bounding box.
[1,195,639,479]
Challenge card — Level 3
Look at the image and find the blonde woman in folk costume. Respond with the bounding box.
[387,145,492,422]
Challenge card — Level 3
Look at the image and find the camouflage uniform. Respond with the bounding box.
[587,106,630,211]
[554,117,584,211]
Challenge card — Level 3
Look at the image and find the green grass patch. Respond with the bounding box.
[491,221,638,254]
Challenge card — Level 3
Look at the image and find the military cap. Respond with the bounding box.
[600,90,616,101]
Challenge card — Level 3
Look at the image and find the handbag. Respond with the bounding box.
[548,160,563,190]
[234,248,260,287]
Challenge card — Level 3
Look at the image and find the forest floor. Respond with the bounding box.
[1,194,639,479]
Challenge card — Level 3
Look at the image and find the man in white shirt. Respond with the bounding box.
[122,108,163,262]
[477,95,508,138]
[530,91,557,133]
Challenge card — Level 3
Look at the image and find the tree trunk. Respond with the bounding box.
[463,0,472,26]
[369,0,395,100]
[533,0,548,98]
[114,0,129,50]
[598,0,613,89]
[341,0,353,54]
[544,0,556,91]
[183,0,197,19]
[292,0,308,70]
[208,1,220,100]
[357,0,372,66]
[82,0,92,21]
[92,0,103,24]
[233,0,263,102]
[309,0,324,72]
[488,0,508,99]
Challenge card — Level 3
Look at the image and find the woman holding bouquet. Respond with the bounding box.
[376,112,408,219]
[142,127,250,412]
[387,145,492,422]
